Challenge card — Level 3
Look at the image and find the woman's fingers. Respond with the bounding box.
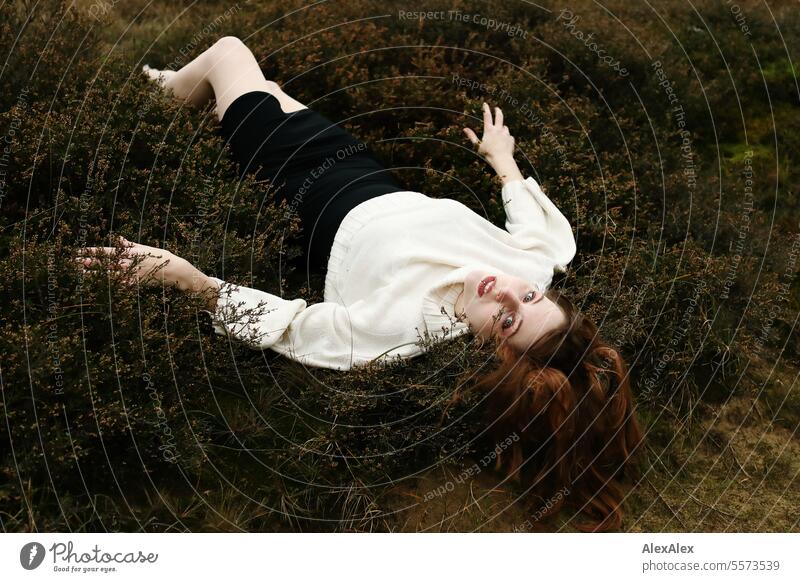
[81,246,119,254]
[75,242,162,273]
[76,255,132,268]
[480,102,504,127]
[482,102,493,129]
[467,102,505,146]
[463,127,480,145]
[76,252,166,284]
[72,238,185,289]
[478,102,508,130]
[77,241,163,260]
[76,246,125,264]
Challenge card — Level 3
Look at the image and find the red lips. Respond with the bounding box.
[478,276,496,297]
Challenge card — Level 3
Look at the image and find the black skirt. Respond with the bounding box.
[217,91,405,279]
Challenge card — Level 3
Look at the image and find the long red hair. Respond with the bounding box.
[451,288,644,531]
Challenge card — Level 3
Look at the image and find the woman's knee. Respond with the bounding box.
[204,35,264,91]
[212,36,252,61]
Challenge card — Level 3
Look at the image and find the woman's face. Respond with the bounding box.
[460,269,568,351]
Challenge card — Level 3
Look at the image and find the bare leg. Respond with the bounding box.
[143,36,308,122]
[142,63,212,109]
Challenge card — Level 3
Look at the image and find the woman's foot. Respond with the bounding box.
[142,63,214,108]
[142,64,177,93]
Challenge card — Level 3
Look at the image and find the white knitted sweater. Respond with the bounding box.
[207,176,576,370]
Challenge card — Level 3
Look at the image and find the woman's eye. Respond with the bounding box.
[523,291,535,302]
[502,314,514,329]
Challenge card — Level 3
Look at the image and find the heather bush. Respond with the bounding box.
[1,0,797,531]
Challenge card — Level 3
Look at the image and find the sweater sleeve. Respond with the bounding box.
[203,277,419,370]
[501,176,577,272]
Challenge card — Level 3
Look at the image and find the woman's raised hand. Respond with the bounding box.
[76,236,216,301]
[463,102,516,164]
[463,102,524,185]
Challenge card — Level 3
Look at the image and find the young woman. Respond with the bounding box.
[79,37,643,531]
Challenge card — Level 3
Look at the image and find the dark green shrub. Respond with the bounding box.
[1,0,797,532]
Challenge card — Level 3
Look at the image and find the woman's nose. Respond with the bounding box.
[495,286,519,308]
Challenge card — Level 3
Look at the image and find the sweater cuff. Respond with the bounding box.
[501,176,549,224]
[202,277,306,349]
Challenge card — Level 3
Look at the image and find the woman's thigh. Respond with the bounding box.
[205,36,307,121]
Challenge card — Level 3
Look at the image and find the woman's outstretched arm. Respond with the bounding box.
[76,237,420,370]
[464,103,576,273]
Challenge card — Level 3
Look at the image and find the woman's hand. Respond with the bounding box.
[463,102,516,162]
[463,102,524,185]
[76,236,219,309]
